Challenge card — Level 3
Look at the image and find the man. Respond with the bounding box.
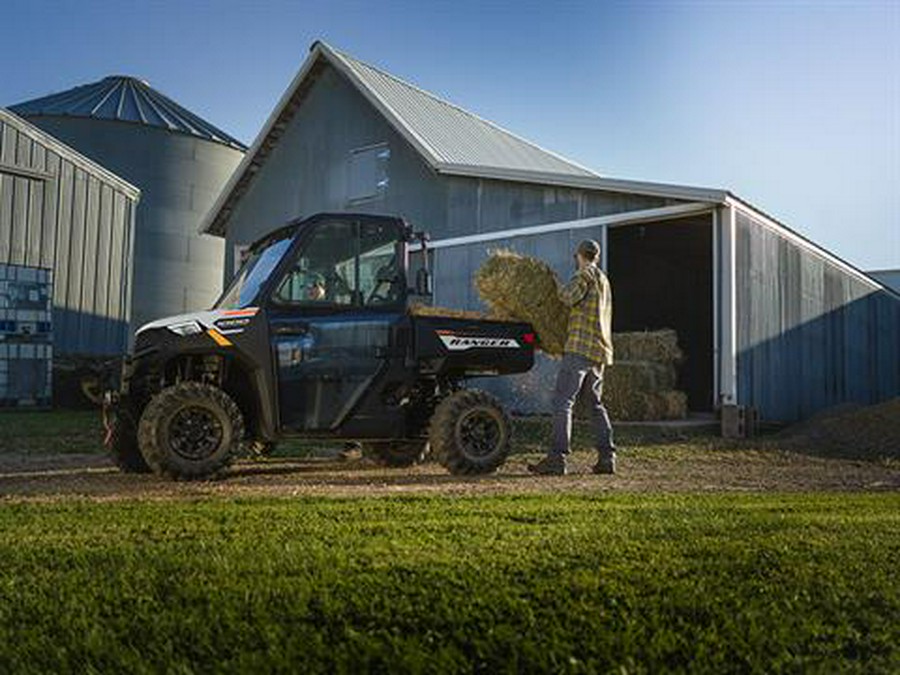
[306,274,327,302]
[528,239,616,476]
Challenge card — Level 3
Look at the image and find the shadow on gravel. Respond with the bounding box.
[227,459,537,485]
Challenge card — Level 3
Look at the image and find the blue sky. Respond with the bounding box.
[2,0,897,270]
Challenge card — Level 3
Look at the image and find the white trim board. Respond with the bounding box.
[718,205,739,405]
[438,164,729,203]
[418,201,714,251]
[711,207,720,409]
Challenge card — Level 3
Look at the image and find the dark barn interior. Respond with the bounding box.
[608,215,714,411]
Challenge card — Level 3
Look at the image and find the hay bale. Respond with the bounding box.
[409,303,497,321]
[605,361,678,393]
[602,389,663,421]
[599,389,688,421]
[659,391,689,420]
[577,376,688,421]
[474,249,569,356]
[613,330,683,364]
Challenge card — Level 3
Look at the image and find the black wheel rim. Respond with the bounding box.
[456,408,503,459]
[168,406,224,460]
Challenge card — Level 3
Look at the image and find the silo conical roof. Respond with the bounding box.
[9,75,246,150]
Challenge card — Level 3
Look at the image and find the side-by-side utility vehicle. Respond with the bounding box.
[106,213,536,479]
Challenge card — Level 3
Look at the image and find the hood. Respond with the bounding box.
[136,307,260,335]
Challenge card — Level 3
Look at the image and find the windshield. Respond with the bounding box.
[273,219,403,308]
[215,235,293,309]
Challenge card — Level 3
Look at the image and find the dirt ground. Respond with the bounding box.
[1,444,898,502]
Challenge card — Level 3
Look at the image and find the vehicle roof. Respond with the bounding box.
[246,212,408,252]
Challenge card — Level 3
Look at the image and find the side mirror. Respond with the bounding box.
[415,268,433,297]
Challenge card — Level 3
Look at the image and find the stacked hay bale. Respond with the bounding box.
[474,249,688,421]
[603,330,687,420]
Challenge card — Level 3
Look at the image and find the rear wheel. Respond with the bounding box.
[362,440,429,467]
[429,389,511,475]
[138,382,244,480]
[108,412,151,473]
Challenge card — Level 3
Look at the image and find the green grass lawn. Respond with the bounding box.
[0,410,101,454]
[1,493,897,673]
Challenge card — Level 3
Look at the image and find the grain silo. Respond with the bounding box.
[9,76,246,330]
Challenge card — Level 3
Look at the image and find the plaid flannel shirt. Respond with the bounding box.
[559,263,614,365]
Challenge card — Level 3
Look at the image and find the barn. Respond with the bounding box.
[0,107,139,357]
[200,41,900,423]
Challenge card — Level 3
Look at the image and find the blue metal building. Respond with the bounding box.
[200,41,900,423]
[10,76,246,331]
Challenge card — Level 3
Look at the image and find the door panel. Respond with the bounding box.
[273,313,398,431]
[267,216,406,432]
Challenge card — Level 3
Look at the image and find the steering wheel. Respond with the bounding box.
[325,270,352,298]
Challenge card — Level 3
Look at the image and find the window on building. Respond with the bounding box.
[348,143,390,203]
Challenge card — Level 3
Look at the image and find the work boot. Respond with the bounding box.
[527,454,567,476]
[592,450,617,475]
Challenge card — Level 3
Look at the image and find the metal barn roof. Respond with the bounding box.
[9,76,247,151]
[331,45,599,179]
[201,41,729,236]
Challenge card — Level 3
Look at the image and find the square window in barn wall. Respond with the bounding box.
[347,144,389,203]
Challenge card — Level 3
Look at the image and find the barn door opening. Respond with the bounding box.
[607,214,714,411]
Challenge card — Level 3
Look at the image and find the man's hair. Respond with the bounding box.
[577,239,601,262]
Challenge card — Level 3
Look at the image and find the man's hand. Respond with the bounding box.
[559,269,589,307]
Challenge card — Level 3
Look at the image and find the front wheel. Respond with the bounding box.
[138,382,244,480]
[429,389,511,475]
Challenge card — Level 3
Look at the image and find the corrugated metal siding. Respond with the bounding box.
[443,176,673,240]
[0,113,136,356]
[736,212,900,421]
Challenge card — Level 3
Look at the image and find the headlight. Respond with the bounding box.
[168,321,204,336]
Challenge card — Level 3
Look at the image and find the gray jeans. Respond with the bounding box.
[552,352,615,456]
